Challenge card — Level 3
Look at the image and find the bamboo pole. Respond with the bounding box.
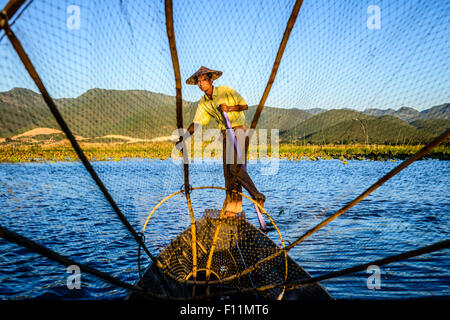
[192,238,450,299]
[1,0,27,22]
[1,9,173,296]
[285,127,450,251]
[194,128,450,285]
[230,0,305,187]
[164,0,198,279]
[0,224,164,298]
[0,11,160,265]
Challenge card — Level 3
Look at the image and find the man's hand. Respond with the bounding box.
[170,133,184,151]
[219,104,248,112]
[219,104,229,113]
[175,136,184,151]
[174,123,197,151]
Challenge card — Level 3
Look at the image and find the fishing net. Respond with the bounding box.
[0,0,449,300]
[137,209,331,300]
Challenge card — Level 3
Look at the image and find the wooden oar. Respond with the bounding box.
[220,107,268,231]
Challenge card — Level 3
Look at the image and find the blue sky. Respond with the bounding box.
[0,0,449,111]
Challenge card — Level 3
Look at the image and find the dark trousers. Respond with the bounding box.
[221,127,265,204]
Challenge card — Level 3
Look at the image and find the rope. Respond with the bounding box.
[0,10,173,296]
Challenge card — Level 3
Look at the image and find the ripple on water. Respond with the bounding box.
[0,159,448,299]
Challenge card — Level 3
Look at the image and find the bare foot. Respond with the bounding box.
[222,211,237,218]
[225,200,242,214]
[255,199,265,211]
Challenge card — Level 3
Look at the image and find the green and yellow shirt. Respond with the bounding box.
[192,85,247,130]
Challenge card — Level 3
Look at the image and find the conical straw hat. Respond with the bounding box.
[186,66,222,85]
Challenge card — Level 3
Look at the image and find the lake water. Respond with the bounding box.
[0,158,448,300]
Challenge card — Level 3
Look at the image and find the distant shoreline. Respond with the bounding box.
[0,142,448,163]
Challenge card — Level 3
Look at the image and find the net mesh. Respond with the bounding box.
[0,0,449,300]
[148,209,330,300]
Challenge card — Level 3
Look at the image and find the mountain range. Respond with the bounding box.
[1,87,449,145]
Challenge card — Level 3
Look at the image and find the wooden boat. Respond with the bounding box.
[128,209,332,300]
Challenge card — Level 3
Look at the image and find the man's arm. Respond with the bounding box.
[219,104,248,112]
[186,122,197,136]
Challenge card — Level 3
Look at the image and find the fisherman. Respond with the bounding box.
[176,66,265,218]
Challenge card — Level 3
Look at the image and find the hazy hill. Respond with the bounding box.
[281,109,373,140]
[0,88,198,139]
[305,115,430,145]
[304,108,327,115]
[363,106,420,122]
[0,88,312,139]
[363,103,449,122]
[410,119,450,137]
[0,88,59,137]
[244,106,312,131]
[420,103,449,120]
[280,110,447,145]
[58,88,198,138]
[1,87,448,145]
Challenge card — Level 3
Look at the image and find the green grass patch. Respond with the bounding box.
[0,142,448,163]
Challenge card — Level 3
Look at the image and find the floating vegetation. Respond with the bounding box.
[277,144,450,161]
[0,141,448,163]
